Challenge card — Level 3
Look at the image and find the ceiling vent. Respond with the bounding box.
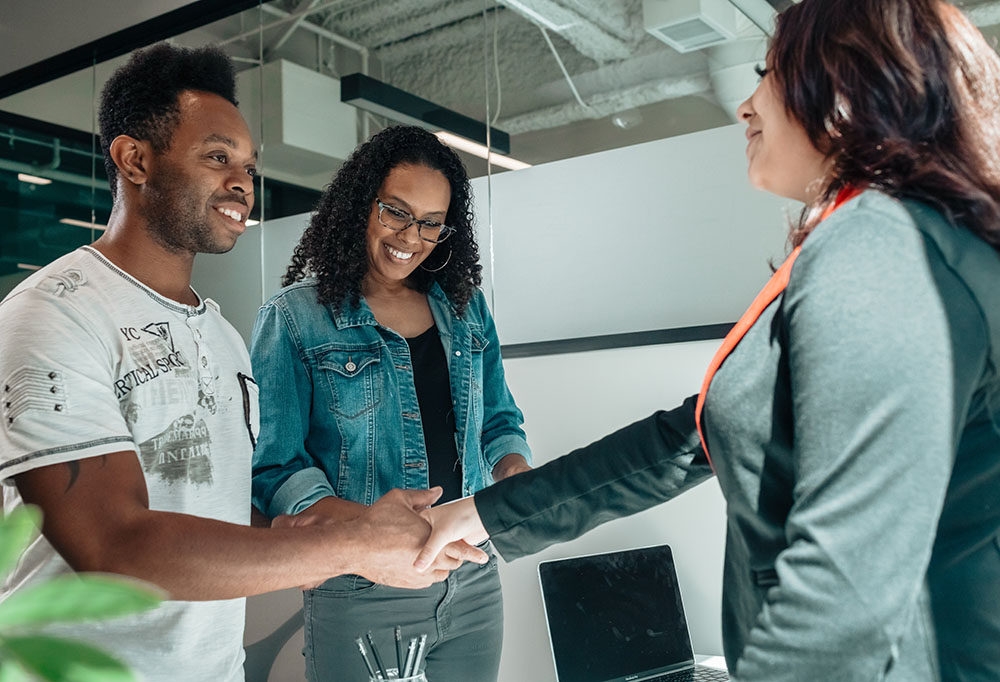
[236,60,358,179]
[643,0,742,53]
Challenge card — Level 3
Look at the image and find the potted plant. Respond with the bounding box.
[0,506,162,681]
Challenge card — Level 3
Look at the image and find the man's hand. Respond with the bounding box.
[414,496,489,573]
[350,488,486,589]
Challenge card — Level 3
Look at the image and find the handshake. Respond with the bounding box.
[271,488,490,590]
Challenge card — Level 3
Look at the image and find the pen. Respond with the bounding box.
[402,637,417,677]
[395,626,403,675]
[412,633,428,675]
[366,631,389,681]
[356,637,378,680]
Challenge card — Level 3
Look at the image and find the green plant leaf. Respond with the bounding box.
[0,507,41,583]
[0,660,31,682]
[0,575,162,629]
[0,635,135,682]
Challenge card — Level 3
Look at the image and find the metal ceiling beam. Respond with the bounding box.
[258,2,367,55]
[324,0,483,52]
[498,73,711,134]
[500,0,634,62]
[220,0,360,48]
[270,0,324,52]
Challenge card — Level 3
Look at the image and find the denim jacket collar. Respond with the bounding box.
[330,282,455,331]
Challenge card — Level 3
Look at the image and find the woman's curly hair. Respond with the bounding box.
[771,0,1000,253]
[283,125,482,316]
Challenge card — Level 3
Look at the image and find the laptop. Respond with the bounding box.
[537,544,729,682]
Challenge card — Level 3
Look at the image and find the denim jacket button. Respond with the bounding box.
[345,361,357,372]
[454,351,461,357]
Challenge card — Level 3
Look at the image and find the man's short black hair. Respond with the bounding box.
[98,42,238,199]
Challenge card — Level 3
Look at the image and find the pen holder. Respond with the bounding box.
[369,674,427,682]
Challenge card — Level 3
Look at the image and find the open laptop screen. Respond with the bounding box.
[538,544,696,682]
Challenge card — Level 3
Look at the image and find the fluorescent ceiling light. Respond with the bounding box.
[434,132,532,171]
[503,0,577,32]
[59,218,106,230]
[18,173,52,185]
[17,263,41,271]
[246,219,260,226]
[341,73,511,154]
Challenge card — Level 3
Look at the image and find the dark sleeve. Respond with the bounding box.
[475,395,713,560]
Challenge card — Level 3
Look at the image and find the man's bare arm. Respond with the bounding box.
[15,451,478,600]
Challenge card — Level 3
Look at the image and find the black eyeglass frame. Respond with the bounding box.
[375,198,456,244]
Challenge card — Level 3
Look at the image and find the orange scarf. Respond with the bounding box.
[694,186,862,469]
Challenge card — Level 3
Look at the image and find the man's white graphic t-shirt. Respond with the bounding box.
[0,246,257,682]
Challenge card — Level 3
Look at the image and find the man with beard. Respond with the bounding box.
[0,43,483,682]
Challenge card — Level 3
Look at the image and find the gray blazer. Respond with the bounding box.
[476,191,1000,681]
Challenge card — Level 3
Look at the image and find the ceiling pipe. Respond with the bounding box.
[725,0,777,34]
[500,0,634,61]
[36,139,62,172]
[965,1,1000,26]
[222,0,364,52]
[707,35,767,122]
[270,0,324,52]
[258,3,369,68]
[0,159,103,190]
[498,73,711,134]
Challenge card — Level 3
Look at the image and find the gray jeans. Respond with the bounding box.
[303,551,503,682]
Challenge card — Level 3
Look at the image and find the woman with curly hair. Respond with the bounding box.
[249,125,532,681]
[417,1,1000,680]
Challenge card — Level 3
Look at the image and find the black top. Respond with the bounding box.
[406,326,462,504]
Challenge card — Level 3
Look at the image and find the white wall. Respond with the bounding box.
[472,124,791,343]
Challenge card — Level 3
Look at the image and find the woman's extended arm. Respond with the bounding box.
[417,396,711,569]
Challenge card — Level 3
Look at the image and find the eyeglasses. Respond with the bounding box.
[375,199,456,244]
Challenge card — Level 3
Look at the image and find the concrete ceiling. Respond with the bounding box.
[4,0,1000,186]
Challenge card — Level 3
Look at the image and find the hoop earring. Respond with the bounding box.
[419,247,452,272]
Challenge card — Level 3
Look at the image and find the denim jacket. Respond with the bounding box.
[249,279,532,517]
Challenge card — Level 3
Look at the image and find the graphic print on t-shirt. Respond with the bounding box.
[141,322,175,352]
[138,413,214,485]
[115,323,190,403]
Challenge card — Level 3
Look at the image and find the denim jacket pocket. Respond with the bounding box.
[318,346,383,419]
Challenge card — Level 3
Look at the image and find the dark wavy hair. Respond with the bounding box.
[769,0,1000,253]
[283,125,482,316]
[98,43,237,200]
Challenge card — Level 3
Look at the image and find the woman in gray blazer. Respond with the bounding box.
[416,1,1000,680]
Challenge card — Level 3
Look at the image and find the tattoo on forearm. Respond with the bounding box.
[65,461,80,492]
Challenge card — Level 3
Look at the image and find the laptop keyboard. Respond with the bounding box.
[643,666,731,681]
